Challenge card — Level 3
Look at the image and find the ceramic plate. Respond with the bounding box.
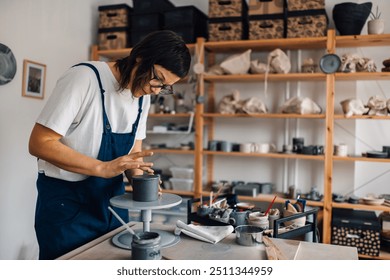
[362,197,385,205]
[0,43,17,85]
[319,54,341,74]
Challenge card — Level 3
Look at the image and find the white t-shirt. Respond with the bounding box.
[36,61,150,181]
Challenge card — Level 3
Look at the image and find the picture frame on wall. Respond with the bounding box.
[22,59,46,99]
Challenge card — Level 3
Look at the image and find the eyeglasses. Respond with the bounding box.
[149,66,174,95]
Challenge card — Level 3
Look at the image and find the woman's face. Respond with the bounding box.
[133,64,180,98]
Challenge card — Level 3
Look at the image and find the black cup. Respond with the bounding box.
[383,146,390,158]
[292,137,304,153]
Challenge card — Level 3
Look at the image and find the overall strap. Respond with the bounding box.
[131,96,144,136]
[73,63,111,132]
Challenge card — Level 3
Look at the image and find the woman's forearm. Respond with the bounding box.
[29,123,104,177]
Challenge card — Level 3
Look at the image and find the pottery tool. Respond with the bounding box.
[211,182,225,204]
[263,236,287,260]
[108,206,140,240]
[264,195,277,216]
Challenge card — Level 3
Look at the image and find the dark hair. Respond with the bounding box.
[115,30,191,93]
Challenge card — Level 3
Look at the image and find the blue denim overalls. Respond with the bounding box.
[34,63,144,259]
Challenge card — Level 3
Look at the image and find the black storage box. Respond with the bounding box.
[164,6,208,28]
[165,26,208,44]
[209,0,248,18]
[131,29,157,46]
[164,6,209,43]
[98,27,131,50]
[331,208,381,257]
[98,4,133,29]
[133,0,175,13]
[131,12,163,30]
[208,17,248,41]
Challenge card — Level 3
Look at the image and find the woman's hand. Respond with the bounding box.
[96,150,154,178]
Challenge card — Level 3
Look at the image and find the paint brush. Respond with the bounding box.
[264,195,277,216]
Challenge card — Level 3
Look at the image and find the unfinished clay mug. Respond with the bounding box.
[131,174,159,202]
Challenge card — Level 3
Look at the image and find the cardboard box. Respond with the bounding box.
[98,4,132,29]
[287,10,328,38]
[209,0,248,18]
[287,0,325,11]
[249,14,285,39]
[208,17,248,41]
[248,0,285,16]
[98,27,130,50]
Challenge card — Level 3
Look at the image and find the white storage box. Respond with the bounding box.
[169,167,194,179]
[169,178,193,191]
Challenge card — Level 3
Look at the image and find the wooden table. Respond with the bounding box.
[57,223,358,260]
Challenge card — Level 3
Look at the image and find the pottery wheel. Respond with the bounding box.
[110,193,182,250]
[110,193,182,210]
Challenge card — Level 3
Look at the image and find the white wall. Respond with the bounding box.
[0,0,102,260]
[0,0,389,260]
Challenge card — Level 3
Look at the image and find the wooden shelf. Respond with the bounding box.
[332,202,390,212]
[238,193,324,208]
[203,113,326,119]
[145,149,195,155]
[204,36,328,52]
[91,43,195,60]
[333,156,390,163]
[335,72,390,81]
[162,189,195,196]
[203,150,325,161]
[204,72,326,83]
[149,113,194,118]
[335,33,390,48]
[334,114,390,120]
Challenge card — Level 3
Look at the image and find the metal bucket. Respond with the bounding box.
[235,225,263,246]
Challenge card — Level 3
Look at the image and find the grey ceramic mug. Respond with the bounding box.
[131,174,159,202]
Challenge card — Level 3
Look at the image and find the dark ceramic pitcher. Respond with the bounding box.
[332,2,372,35]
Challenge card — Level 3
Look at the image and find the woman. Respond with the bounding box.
[28,30,191,259]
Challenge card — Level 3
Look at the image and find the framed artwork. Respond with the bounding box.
[22,59,46,99]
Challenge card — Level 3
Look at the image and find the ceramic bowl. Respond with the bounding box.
[362,197,385,205]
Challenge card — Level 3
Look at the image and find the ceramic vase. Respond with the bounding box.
[368,19,385,34]
[332,2,372,35]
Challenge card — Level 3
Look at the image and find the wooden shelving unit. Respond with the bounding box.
[196,30,390,256]
[91,31,390,259]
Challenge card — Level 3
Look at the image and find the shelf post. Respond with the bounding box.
[323,29,337,244]
[194,37,206,197]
